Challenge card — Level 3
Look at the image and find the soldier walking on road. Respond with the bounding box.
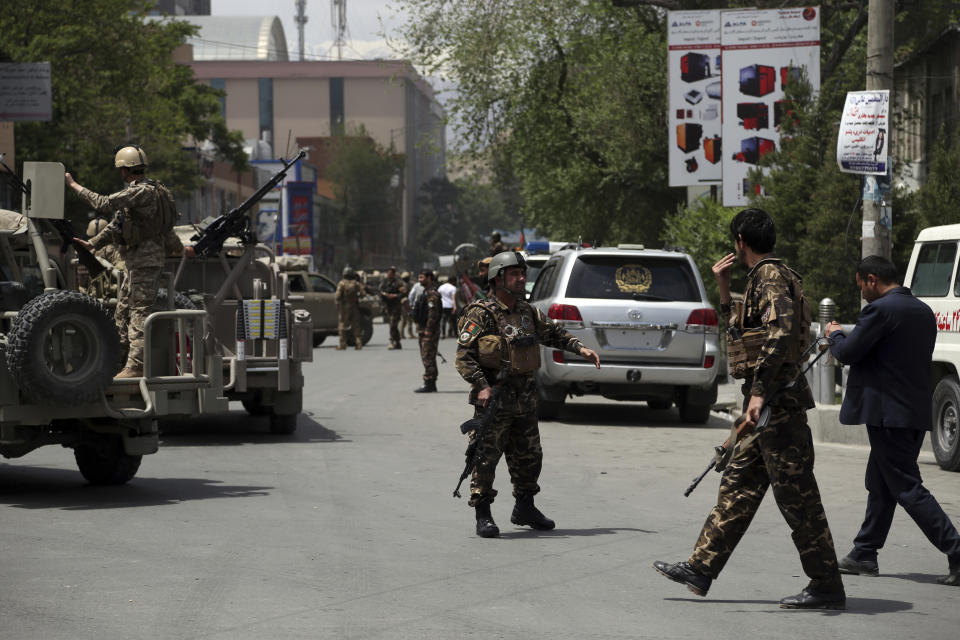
[66,145,179,378]
[653,208,846,610]
[335,266,366,350]
[413,270,441,392]
[455,251,599,538]
[380,266,407,349]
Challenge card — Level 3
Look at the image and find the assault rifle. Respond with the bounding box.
[684,336,833,497]
[453,360,511,498]
[0,154,108,279]
[191,150,305,257]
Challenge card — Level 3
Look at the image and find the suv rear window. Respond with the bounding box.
[565,255,700,301]
[912,241,957,297]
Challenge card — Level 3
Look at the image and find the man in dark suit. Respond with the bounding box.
[825,255,960,586]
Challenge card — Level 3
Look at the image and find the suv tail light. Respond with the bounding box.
[548,303,584,330]
[686,308,719,332]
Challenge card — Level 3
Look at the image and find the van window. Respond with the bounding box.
[911,242,957,297]
[566,255,700,301]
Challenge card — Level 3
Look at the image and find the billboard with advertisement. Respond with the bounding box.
[283,181,314,256]
[720,7,820,206]
[667,11,722,187]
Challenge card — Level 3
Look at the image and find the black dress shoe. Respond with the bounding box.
[839,554,879,576]
[937,560,960,586]
[652,560,712,597]
[779,587,846,610]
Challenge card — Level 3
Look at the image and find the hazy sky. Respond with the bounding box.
[209,0,408,61]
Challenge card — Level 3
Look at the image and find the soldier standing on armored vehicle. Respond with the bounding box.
[454,251,599,538]
[66,145,179,378]
[379,266,407,350]
[335,266,366,350]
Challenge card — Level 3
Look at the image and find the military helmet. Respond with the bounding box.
[342,266,355,278]
[114,145,147,168]
[488,251,526,282]
[491,231,501,242]
[86,218,108,237]
[400,271,410,279]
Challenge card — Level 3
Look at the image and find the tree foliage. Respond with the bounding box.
[324,126,404,265]
[0,0,247,211]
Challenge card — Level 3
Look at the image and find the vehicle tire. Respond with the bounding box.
[360,312,374,345]
[6,290,120,405]
[74,434,142,485]
[932,377,960,471]
[269,413,298,435]
[678,401,711,424]
[241,394,270,417]
[647,399,673,411]
[312,333,327,347]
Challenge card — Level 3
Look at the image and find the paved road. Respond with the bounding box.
[1,324,958,639]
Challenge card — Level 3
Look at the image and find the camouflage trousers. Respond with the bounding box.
[688,407,842,591]
[468,379,542,507]
[400,305,415,338]
[115,265,161,367]
[418,330,440,381]
[338,305,363,348]
[384,302,402,346]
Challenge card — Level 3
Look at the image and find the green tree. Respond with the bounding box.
[0,0,247,212]
[325,126,404,265]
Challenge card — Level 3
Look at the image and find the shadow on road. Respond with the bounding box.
[499,526,657,539]
[159,411,348,447]
[882,572,949,585]
[0,465,271,510]
[545,403,731,429]
[664,596,913,614]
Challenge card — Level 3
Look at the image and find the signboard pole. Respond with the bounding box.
[861,0,894,261]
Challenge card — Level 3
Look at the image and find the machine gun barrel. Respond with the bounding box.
[191,150,306,257]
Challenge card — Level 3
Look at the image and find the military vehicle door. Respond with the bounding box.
[308,273,338,329]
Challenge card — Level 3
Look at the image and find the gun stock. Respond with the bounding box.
[191,150,305,257]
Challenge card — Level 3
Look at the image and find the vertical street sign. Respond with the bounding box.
[667,10,722,187]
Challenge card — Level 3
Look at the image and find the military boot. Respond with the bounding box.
[116,363,143,379]
[337,334,347,350]
[355,337,363,350]
[475,502,499,538]
[414,379,437,393]
[511,493,555,530]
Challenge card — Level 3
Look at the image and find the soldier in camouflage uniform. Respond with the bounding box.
[335,266,366,350]
[66,145,178,378]
[653,208,845,610]
[399,271,416,339]
[379,266,407,350]
[414,270,442,393]
[76,218,124,298]
[455,251,599,538]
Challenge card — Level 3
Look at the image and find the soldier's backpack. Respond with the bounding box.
[149,179,178,233]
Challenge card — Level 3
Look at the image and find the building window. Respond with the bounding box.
[259,78,274,149]
[330,77,344,136]
[210,78,226,118]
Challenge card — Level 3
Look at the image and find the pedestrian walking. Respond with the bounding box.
[454,251,599,537]
[413,270,441,393]
[438,275,457,338]
[653,208,846,609]
[335,266,366,350]
[380,266,407,349]
[825,255,960,586]
[66,144,180,378]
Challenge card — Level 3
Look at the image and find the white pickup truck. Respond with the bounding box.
[904,224,960,471]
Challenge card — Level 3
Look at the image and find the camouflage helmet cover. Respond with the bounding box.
[488,251,526,282]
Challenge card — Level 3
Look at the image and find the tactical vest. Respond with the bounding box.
[122,179,177,248]
[475,303,541,374]
[727,262,810,379]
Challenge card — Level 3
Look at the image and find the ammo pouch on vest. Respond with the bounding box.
[727,328,766,379]
[477,335,504,369]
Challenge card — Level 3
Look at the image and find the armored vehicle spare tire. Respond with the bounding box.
[6,290,120,405]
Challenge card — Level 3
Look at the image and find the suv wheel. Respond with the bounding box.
[359,312,374,345]
[932,377,960,471]
[678,399,711,424]
[312,333,327,347]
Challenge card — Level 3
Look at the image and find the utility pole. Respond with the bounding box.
[862,0,894,260]
[295,0,308,62]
